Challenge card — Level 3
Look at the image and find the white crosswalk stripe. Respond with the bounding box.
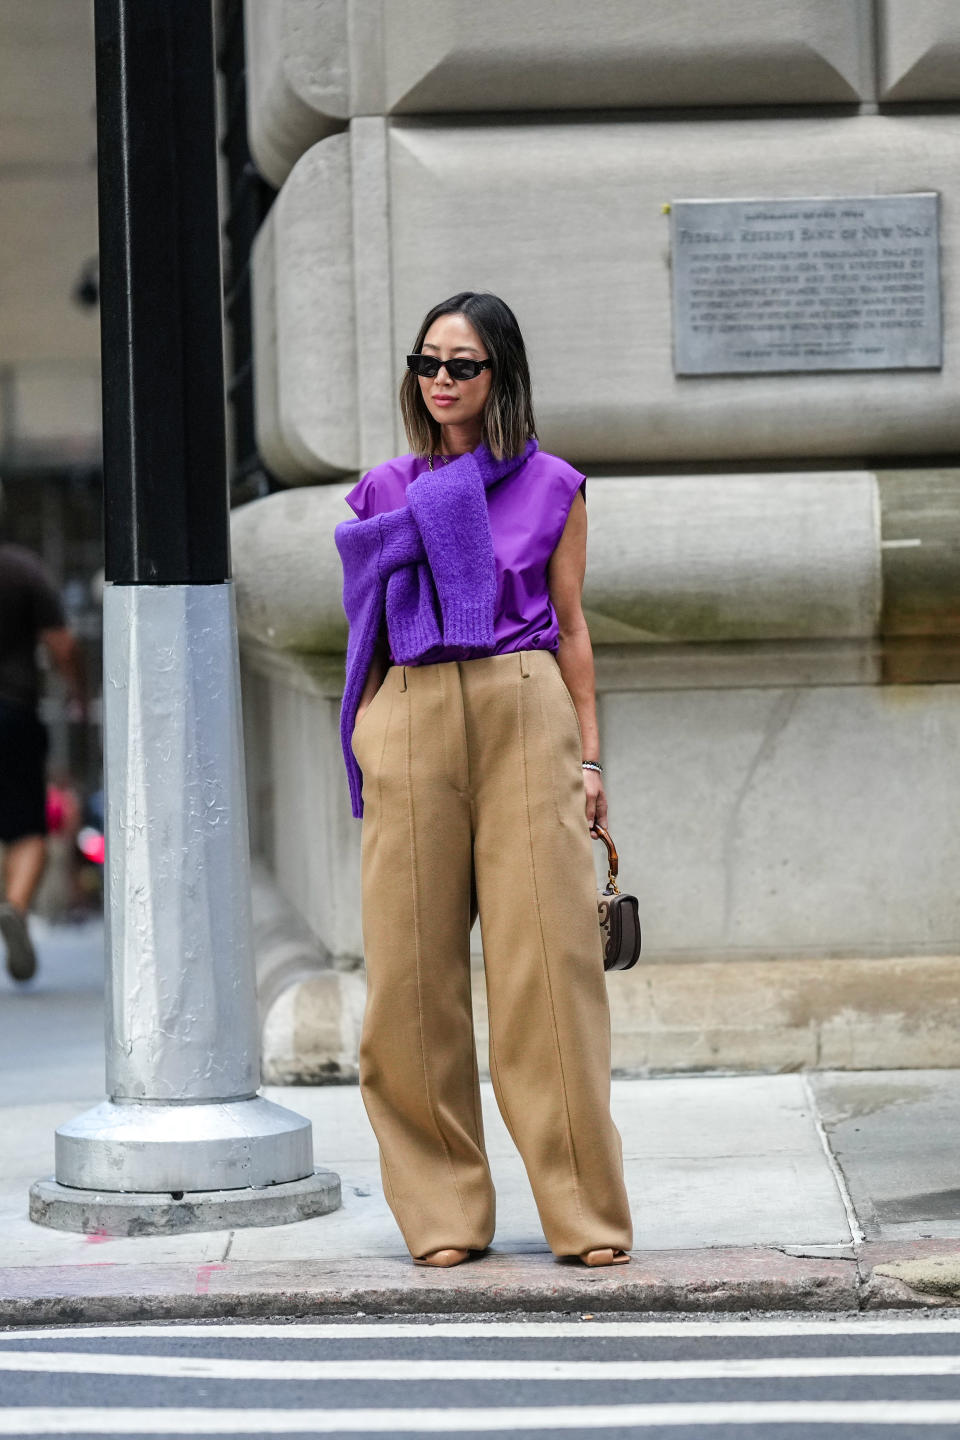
[7,1348,960,1381]
[6,1400,960,1433]
[5,1318,960,1436]
[7,1316,960,1342]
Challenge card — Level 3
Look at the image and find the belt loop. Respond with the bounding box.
[399,665,408,692]
[519,651,531,678]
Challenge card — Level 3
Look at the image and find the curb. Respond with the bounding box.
[0,1247,855,1327]
[5,1242,960,1328]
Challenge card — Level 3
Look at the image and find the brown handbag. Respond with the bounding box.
[593,825,641,972]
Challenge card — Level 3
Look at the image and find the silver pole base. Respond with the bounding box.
[53,1096,314,1194]
[101,585,261,1102]
[30,1169,340,1237]
[33,583,343,1231]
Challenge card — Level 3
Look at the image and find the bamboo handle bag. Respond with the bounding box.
[593,824,641,971]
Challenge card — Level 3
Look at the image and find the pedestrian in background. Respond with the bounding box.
[335,292,632,1269]
[0,483,86,981]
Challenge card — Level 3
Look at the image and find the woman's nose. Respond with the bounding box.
[435,362,453,384]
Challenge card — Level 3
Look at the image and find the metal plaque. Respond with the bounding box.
[671,193,941,376]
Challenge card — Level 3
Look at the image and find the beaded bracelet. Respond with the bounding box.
[581,761,603,774]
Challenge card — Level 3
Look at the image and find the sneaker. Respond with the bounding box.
[0,902,37,982]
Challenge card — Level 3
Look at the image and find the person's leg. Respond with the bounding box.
[3,834,47,914]
[466,651,633,1260]
[0,703,47,981]
[352,662,494,1261]
[0,837,44,981]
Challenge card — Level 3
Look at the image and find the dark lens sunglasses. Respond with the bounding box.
[407,354,491,381]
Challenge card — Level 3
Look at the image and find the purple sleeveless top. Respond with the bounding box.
[344,447,586,665]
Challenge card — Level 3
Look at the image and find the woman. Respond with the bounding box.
[335,291,632,1269]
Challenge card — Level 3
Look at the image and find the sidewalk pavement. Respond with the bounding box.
[4,918,960,1323]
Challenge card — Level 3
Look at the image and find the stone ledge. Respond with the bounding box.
[232,472,883,651]
[259,953,960,1086]
[232,469,960,664]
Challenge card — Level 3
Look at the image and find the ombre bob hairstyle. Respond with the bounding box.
[400,291,537,462]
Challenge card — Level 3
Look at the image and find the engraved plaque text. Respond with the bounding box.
[671,194,941,376]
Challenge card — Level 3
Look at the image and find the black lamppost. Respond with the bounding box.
[31,0,338,1233]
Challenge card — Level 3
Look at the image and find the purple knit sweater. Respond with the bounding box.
[335,439,538,818]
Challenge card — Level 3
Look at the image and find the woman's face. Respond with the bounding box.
[418,312,492,440]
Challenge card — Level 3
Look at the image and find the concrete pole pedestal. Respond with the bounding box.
[31,589,340,1234]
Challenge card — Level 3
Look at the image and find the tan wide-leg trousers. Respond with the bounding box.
[350,649,632,1260]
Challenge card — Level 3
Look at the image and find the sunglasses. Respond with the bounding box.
[407,354,492,381]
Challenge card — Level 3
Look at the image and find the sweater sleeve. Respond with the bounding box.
[334,505,427,818]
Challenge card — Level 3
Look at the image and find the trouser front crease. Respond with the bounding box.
[352,651,633,1260]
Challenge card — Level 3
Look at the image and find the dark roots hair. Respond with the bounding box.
[400,291,537,461]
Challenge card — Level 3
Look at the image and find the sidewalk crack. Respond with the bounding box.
[803,1073,866,1247]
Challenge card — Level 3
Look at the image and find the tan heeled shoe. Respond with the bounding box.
[413,1248,470,1268]
[580,1248,631,1267]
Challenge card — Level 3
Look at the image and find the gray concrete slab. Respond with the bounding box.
[225,1075,853,1261]
[5,1068,852,1264]
[810,1071,960,1241]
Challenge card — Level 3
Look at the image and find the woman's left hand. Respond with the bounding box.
[584,767,608,835]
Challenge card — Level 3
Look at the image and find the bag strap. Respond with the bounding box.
[592,824,621,895]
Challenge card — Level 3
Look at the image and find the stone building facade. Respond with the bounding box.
[230,0,960,1080]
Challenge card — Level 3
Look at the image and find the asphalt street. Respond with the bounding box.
[6,1313,960,1436]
